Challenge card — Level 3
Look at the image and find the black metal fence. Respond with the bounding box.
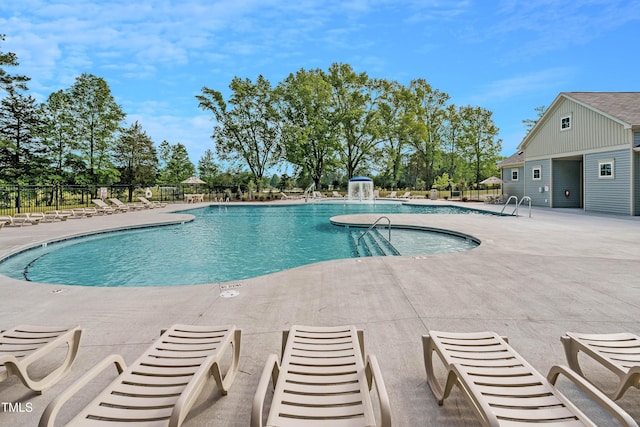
[0,184,289,215]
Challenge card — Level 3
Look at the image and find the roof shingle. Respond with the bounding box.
[563,92,640,126]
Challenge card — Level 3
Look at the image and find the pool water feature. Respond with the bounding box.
[0,203,482,287]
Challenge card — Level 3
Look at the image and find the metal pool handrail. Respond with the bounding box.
[500,195,519,216]
[358,216,392,244]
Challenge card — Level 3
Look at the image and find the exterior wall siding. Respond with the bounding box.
[552,160,582,208]
[635,152,640,215]
[524,159,551,207]
[584,149,631,215]
[501,166,524,200]
[526,98,629,158]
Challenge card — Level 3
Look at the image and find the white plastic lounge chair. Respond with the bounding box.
[110,197,144,211]
[56,209,84,219]
[332,191,344,198]
[562,331,640,401]
[423,330,638,427]
[91,199,118,214]
[399,192,410,199]
[40,324,241,427]
[1,325,82,394]
[49,211,69,221]
[138,196,167,208]
[387,191,397,198]
[252,324,391,427]
[0,214,39,226]
[36,211,67,222]
[72,208,95,218]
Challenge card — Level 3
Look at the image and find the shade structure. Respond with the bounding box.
[480,176,503,185]
[181,176,206,184]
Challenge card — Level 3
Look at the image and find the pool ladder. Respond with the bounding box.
[501,196,532,217]
[352,216,400,257]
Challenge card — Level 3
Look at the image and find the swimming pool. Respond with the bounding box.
[0,203,483,287]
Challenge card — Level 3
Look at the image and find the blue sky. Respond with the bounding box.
[2,0,640,167]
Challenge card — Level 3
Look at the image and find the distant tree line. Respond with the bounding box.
[0,34,503,196]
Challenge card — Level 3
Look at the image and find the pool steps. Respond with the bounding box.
[350,228,400,257]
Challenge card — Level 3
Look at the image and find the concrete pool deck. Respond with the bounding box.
[1,200,639,426]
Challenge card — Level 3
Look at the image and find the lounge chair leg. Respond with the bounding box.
[561,335,584,376]
[423,334,446,405]
[212,328,242,395]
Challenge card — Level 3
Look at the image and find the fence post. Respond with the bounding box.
[16,184,21,213]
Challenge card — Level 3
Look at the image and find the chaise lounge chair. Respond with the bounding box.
[1,325,82,394]
[138,196,167,208]
[91,199,118,214]
[0,214,41,226]
[561,331,640,401]
[110,197,145,211]
[40,324,241,427]
[423,330,638,427]
[252,324,391,427]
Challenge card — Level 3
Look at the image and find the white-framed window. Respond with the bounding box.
[598,159,614,179]
[511,168,519,181]
[532,165,542,181]
[561,114,572,131]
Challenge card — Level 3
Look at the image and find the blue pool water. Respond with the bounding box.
[0,203,483,287]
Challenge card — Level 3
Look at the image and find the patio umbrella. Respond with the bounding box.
[181,176,206,184]
[480,176,503,185]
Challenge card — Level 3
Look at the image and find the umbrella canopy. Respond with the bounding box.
[181,176,206,184]
[480,176,503,185]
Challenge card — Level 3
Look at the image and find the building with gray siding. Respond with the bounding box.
[499,92,640,215]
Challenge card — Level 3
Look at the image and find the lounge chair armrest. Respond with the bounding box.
[547,364,639,427]
[251,353,280,427]
[169,328,242,427]
[39,354,126,427]
[365,354,392,427]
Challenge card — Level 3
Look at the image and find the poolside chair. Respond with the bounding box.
[423,330,638,427]
[561,331,640,401]
[387,191,397,198]
[110,197,145,211]
[56,209,85,219]
[399,192,411,199]
[138,196,167,208]
[0,214,39,226]
[332,191,344,198]
[252,324,391,427]
[1,325,82,394]
[40,324,241,427]
[40,211,68,222]
[91,199,118,214]
[72,208,95,218]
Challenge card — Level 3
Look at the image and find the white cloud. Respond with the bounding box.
[471,67,574,103]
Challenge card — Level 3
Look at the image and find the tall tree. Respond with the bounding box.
[0,34,29,94]
[68,73,125,186]
[113,121,158,201]
[38,89,80,184]
[441,104,464,182]
[198,148,219,186]
[458,105,502,185]
[158,141,195,184]
[197,75,282,190]
[327,63,382,178]
[408,79,449,190]
[0,90,44,184]
[278,68,338,189]
[522,105,547,133]
[377,79,418,188]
